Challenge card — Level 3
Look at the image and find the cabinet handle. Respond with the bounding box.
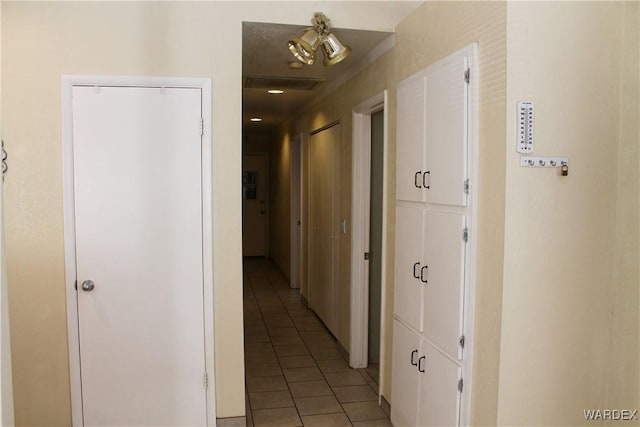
[414,171,423,188]
[410,350,418,366]
[422,171,431,189]
[413,262,420,279]
[418,356,426,373]
[420,265,429,284]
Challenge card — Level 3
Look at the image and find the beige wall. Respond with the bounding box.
[498,2,639,425]
[608,1,640,414]
[268,133,291,280]
[1,1,419,425]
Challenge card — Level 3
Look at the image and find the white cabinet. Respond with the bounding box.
[393,206,424,332]
[390,321,420,427]
[392,43,477,427]
[423,211,467,360]
[396,73,427,203]
[425,54,470,207]
[391,321,462,427]
[417,338,462,427]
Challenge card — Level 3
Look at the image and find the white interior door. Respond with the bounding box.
[308,124,340,336]
[72,86,207,426]
[243,154,268,256]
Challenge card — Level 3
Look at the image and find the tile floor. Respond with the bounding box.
[243,258,392,427]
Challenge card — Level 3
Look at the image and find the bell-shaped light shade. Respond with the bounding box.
[321,32,351,66]
[288,29,321,65]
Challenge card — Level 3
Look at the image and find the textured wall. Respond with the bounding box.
[499,2,639,425]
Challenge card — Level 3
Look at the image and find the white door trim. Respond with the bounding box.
[349,91,388,393]
[289,133,303,288]
[61,76,215,426]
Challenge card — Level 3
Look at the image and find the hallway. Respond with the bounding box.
[243,258,391,427]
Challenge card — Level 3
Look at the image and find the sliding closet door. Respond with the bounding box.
[308,124,341,336]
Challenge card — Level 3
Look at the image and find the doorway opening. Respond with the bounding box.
[350,92,388,398]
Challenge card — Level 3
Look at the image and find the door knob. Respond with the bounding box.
[81,280,95,292]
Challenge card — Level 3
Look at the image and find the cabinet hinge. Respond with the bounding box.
[203,372,209,390]
[459,335,465,348]
[464,68,470,84]
[462,227,469,243]
[463,179,470,194]
[74,280,78,291]
[364,252,370,261]
[458,378,464,393]
[199,118,204,136]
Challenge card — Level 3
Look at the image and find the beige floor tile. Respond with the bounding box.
[278,355,317,369]
[283,367,324,382]
[245,362,282,378]
[274,343,310,357]
[351,420,392,427]
[332,385,377,403]
[324,371,367,387]
[249,390,295,410]
[271,335,305,347]
[252,407,302,427]
[246,375,288,392]
[268,327,299,337]
[288,380,333,398]
[309,347,344,360]
[294,395,343,416]
[245,333,271,343]
[301,413,353,427]
[317,358,351,373]
[353,419,390,427]
[342,402,387,422]
[245,349,278,364]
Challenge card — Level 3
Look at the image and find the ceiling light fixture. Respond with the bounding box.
[268,89,284,94]
[288,12,351,67]
[250,117,262,122]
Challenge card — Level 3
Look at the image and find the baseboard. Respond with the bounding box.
[216,416,247,427]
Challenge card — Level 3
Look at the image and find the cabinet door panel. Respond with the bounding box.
[396,73,427,203]
[425,53,468,207]
[423,211,466,359]
[393,206,424,332]
[391,321,420,427]
[417,340,462,427]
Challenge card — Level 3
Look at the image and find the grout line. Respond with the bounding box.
[244,258,389,425]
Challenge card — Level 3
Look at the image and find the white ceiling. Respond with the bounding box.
[242,21,392,133]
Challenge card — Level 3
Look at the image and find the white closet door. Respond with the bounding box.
[425,52,469,207]
[390,321,420,427]
[393,206,424,332]
[423,210,467,360]
[72,86,207,426]
[308,124,340,336]
[416,339,462,427]
[396,73,427,203]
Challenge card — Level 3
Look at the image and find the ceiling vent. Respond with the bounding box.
[244,76,324,91]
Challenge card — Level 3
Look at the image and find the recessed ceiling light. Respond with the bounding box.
[250,117,262,122]
[268,89,284,94]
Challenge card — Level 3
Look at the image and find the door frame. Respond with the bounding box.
[289,133,303,288]
[61,76,215,426]
[242,151,270,257]
[349,92,388,386]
